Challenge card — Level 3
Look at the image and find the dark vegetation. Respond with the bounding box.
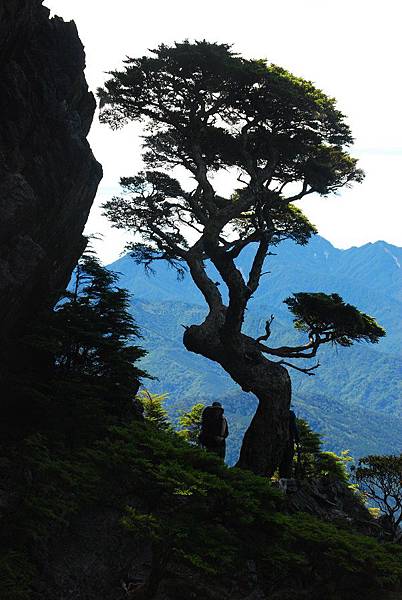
[1,257,401,599]
[1,255,147,444]
[3,399,402,599]
[98,40,385,475]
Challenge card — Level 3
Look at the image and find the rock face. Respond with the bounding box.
[0,0,102,346]
[285,476,377,535]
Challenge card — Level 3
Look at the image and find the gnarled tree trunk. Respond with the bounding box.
[183,313,291,476]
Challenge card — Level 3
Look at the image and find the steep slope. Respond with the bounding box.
[0,0,102,345]
[4,419,402,600]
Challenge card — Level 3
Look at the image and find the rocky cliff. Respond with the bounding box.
[0,0,102,346]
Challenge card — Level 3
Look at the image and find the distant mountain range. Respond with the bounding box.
[109,236,402,463]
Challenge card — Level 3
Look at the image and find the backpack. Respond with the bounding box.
[199,406,225,445]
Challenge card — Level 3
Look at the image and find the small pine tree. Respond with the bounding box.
[297,418,351,483]
[295,419,322,479]
[54,254,147,385]
[136,390,171,431]
[178,403,205,445]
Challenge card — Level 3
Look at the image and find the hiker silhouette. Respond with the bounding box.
[279,409,300,478]
[199,401,229,459]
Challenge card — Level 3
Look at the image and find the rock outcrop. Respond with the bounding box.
[285,476,378,535]
[0,0,102,347]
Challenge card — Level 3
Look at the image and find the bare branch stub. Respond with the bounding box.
[256,315,275,343]
[276,360,321,377]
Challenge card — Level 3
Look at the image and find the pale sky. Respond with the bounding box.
[45,0,402,263]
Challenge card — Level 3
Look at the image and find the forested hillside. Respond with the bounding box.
[109,235,402,462]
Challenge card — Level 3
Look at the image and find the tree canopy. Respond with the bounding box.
[99,41,362,271]
[99,40,378,363]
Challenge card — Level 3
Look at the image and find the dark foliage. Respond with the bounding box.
[1,255,148,444]
[2,421,402,600]
[285,292,386,348]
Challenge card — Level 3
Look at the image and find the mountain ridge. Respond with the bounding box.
[108,234,402,460]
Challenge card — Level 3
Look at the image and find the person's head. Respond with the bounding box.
[212,401,222,409]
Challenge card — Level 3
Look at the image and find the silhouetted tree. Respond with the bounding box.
[99,41,385,474]
[3,255,148,443]
[353,455,402,541]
